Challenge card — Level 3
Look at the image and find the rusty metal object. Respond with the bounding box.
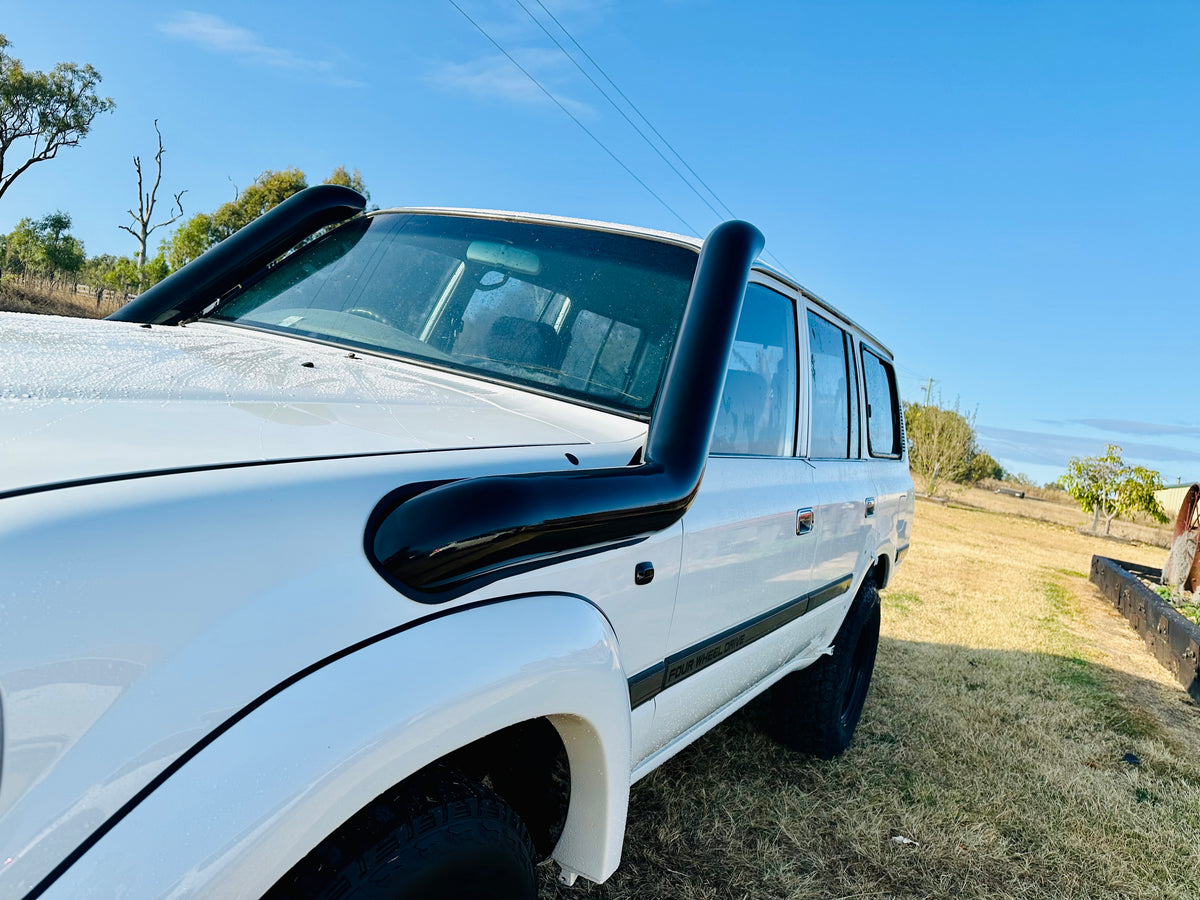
[1162,483,1200,591]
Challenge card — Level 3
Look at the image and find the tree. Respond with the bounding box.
[209,167,308,241]
[83,250,169,296]
[4,211,84,278]
[166,166,368,269]
[165,211,213,271]
[119,119,185,283]
[0,35,115,203]
[904,399,977,496]
[1060,444,1168,535]
[966,449,1003,483]
[324,165,370,203]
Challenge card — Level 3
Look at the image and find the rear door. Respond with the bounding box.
[859,343,913,569]
[803,307,878,612]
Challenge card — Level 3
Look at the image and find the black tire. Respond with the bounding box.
[768,578,881,759]
[266,765,538,900]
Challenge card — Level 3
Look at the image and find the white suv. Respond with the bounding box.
[0,186,913,899]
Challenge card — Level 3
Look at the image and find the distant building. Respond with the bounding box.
[1155,483,1198,521]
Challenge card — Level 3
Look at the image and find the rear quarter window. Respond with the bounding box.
[861,346,902,457]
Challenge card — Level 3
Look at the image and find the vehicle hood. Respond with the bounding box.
[0,313,643,495]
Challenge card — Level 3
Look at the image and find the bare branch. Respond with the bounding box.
[121,119,185,269]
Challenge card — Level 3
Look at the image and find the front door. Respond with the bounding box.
[644,282,821,756]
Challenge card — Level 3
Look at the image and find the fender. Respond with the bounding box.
[36,595,632,898]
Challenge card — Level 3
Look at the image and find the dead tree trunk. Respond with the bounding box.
[119,119,185,283]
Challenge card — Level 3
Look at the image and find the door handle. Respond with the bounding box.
[796,508,815,535]
[865,497,876,517]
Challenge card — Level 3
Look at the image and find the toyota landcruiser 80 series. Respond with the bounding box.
[0,186,914,899]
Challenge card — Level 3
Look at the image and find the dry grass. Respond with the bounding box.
[945,485,1173,548]
[0,280,111,318]
[540,500,1200,899]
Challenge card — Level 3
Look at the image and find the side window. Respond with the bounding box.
[806,310,855,458]
[862,347,902,457]
[710,284,797,456]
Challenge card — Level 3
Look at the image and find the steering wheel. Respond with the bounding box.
[345,307,397,329]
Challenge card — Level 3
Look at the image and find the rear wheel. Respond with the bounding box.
[267,765,538,900]
[769,578,881,758]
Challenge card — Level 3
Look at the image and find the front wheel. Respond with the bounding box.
[266,765,538,900]
[768,578,881,759]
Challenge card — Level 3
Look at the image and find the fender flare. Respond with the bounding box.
[37,594,632,898]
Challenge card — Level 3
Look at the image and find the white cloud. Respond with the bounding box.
[977,425,1200,466]
[430,49,592,115]
[158,12,363,88]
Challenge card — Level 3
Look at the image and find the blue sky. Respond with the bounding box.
[3,0,1199,486]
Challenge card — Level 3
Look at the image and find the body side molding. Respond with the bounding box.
[627,574,854,708]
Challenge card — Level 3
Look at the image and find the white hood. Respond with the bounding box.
[0,313,643,495]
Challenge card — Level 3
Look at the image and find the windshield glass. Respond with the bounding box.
[206,213,698,415]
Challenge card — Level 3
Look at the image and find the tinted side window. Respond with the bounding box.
[710,284,797,456]
[862,347,902,457]
[807,311,853,458]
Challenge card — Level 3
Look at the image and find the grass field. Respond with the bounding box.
[949,484,1174,548]
[541,501,1200,899]
[0,280,111,318]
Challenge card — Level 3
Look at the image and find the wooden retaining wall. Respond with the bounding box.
[1090,555,1200,702]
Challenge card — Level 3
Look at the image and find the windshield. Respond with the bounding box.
[205,213,698,416]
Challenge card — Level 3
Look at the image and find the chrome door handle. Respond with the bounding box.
[796,508,814,535]
[865,497,876,517]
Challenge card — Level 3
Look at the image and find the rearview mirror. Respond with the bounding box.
[466,241,541,276]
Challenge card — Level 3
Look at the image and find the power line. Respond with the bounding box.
[511,0,726,224]
[530,0,736,221]
[521,0,796,279]
[445,0,701,237]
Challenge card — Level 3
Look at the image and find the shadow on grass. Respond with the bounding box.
[539,638,1200,900]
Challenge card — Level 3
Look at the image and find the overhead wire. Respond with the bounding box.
[511,0,726,224]
[524,0,797,280]
[530,0,734,222]
[445,0,701,237]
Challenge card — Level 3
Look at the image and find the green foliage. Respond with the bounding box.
[141,252,169,288]
[3,211,84,277]
[0,34,115,203]
[1005,471,1036,487]
[104,256,139,293]
[1060,444,1168,535]
[166,166,368,268]
[166,211,213,270]
[966,449,1003,484]
[324,165,370,202]
[211,167,308,240]
[81,251,167,294]
[904,399,978,496]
